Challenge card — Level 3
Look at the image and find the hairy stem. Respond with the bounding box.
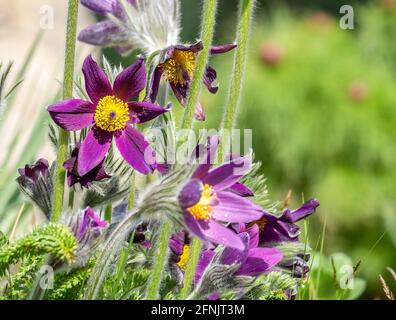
[51,0,79,222]
[144,222,172,300]
[219,0,255,159]
[179,238,203,299]
[180,0,218,130]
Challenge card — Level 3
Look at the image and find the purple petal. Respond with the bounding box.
[192,135,219,180]
[184,212,207,241]
[77,127,112,176]
[228,182,254,197]
[113,58,146,101]
[148,65,163,103]
[195,250,216,283]
[220,232,249,265]
[178,179,203,209]
[173,41,203,53]
[283,199,320,223]
[78,21,123,47]
[202,155,252,191]
[114,126,156,175]
[77,207,108,240]
[210,44,237,55]
[128,101,167,123]
[169,232,186,255]
[200,220,245,250]
[170,82,188,105]
[203,66,218,94]
[212,191,263,223]
[80,0,118,15]
[246,224,259,249]
[47,99,95,131]
[237,248,282,276]
[18,159,49,182]
[82,55,113,105]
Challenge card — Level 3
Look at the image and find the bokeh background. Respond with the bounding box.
[0,0,395,299]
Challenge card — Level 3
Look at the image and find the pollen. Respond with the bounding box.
[177,244,190,271]
[94,95,130,132]
[187,184,216,220]
[248,217,267,233]
[161,49,196,86]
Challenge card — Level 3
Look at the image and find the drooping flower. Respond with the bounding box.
[64,143,111,188]
[17,159,53,217]
[149,41,236,120]
[48,55,167,175]
[250,199,320,245]
[79,0,180,56]
[177,137,263,250]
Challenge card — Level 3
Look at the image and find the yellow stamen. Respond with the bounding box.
[161,49,196,86]
[94,95,130,132]
[177,244,190,271]
[187,184,216,220]
[247,217,267,233]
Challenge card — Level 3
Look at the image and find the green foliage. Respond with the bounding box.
[4,256,43,300]
[0,223,77,277]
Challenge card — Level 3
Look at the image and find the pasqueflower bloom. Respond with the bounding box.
[48,55,167,175]
[248,199,320,245]
[79,0,180,56]
[63,207,108,264]
[17,159,53,217]
[149,41,236,120]
[64,143,111,188]
[178,137,263,250]
[170,226,282,283]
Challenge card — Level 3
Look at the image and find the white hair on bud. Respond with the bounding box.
[111,0,181,55]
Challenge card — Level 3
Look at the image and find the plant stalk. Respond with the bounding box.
[179,238,203,299]
[219,0,255,159]
[51,0,79,222]
[179,0,218,130]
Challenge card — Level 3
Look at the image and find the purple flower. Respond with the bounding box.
[178,137,263,250]
[250,199,320,245]
[149,41,236,120]
[170,226,282,283]
[63,143,111,188]
[48,55,167,175]
[18,159,49,182]
[75,207,108,241]
[17,159,53,217]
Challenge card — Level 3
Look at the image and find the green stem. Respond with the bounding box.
[51,0,79,222]
[219,0,255,159]
[145,222,172,300]
[180,0,218,130]
[104,203,112,223]
[127,172,136,210]
[179,238,203,299]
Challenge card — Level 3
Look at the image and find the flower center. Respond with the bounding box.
[94,95,130,132]
[161,49,196,86]
[248,217,267,233]
[177,244,190,271]
[187,184,216,220]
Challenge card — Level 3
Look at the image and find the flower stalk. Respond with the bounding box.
[179,237,203,299]
[52,0,79,222]
[145,222,172,299]
[220,0,255,158]
[180,0,218,130]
